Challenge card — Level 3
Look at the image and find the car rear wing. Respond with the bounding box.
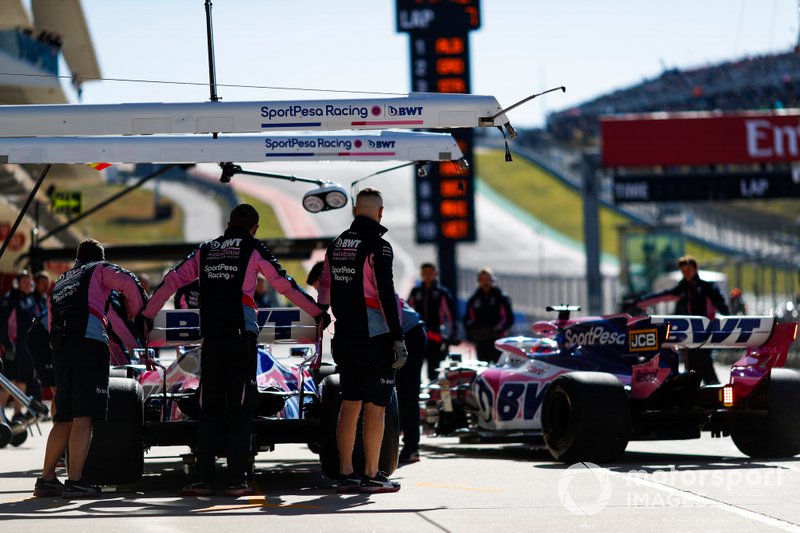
[0,93,512,137]
[148,307,317,348]
[650,315,776,349]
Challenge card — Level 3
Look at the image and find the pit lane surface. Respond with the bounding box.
[2,424,800,532]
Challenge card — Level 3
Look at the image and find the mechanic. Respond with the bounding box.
[636,255,730,384]
[396,298,426,464]
[34,239,147,499]
[407,262,456,382]
[0,271,38,423]
[140,204,329,498]
[317,187,407,493]
[463,268,515,363]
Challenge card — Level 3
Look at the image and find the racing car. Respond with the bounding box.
[422,305,800,463]
[80,307,399,486]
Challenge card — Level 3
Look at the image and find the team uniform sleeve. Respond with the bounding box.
[373,241,403,339]
[440,288,457,334]
[636,283,682,309]
[253,244,322,318]
[463,294,477,329]
[316,255,332,308]
[99,264,148,320]
[499,293,515,331]
[142,248,201,319]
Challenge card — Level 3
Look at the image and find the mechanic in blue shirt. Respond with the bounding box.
[396,299,426,464]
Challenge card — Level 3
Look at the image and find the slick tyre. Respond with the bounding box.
[318,374,400,479]
[541,372,631,463]
[732,368,800,458]
[83,377,144,485]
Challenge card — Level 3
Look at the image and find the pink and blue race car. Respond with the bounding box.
[81,307,399,486]
[423,305,800,463]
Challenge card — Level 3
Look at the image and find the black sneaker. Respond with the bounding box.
[336,473,362,494]
[61,479,101,499]
[399,451,420,464]
[179,481,214,496]
[224,482,255,497]
[33,477,64,497]
[360,471,401,493]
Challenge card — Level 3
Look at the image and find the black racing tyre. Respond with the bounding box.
[311,363,337,385]
[541,372,631,463]
[732,368,800,458]
[83,377,144,485]
[318,374,401,479]
[0,422,10,448]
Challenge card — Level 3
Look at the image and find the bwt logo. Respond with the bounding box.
[335,238,361,248]
[387,105,423,117]
[664,317,766,345]
[628,328,658,352]
[210,238,242,250]
[368,140,396,149]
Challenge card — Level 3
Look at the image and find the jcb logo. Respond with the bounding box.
[629,328,658,352]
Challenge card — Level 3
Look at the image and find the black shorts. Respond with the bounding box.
[53,338,110,422]
[333,333,396,406]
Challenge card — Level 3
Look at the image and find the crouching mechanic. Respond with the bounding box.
[317,188,407,493]
[34,239,147,499]
[140,204,329,497]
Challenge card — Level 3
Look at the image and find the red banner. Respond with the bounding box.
[601,110,800,167]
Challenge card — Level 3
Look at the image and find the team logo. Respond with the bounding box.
[628,328,658,352]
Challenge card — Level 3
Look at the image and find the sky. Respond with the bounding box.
[74,0,800,129]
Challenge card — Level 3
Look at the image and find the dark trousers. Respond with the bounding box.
[476,340,501,364]
[195,333,258,485]
[424,338,446,382]
[687,348,719,385]
[396,325,426,454]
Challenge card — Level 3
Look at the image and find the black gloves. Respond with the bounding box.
[133,313,153,345]
[316,311,332,330]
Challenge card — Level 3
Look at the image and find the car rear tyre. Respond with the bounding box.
[318,374,400,479]
[732,368,800,458]
[541,372,631,463]
[83,377,144,485]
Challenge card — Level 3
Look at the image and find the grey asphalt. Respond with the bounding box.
[2,422,800,532]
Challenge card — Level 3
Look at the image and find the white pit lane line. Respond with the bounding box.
[602,465,800,532]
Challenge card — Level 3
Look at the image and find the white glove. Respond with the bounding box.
[392,340,408,369]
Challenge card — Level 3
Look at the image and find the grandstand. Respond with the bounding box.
[548,49,800,143]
